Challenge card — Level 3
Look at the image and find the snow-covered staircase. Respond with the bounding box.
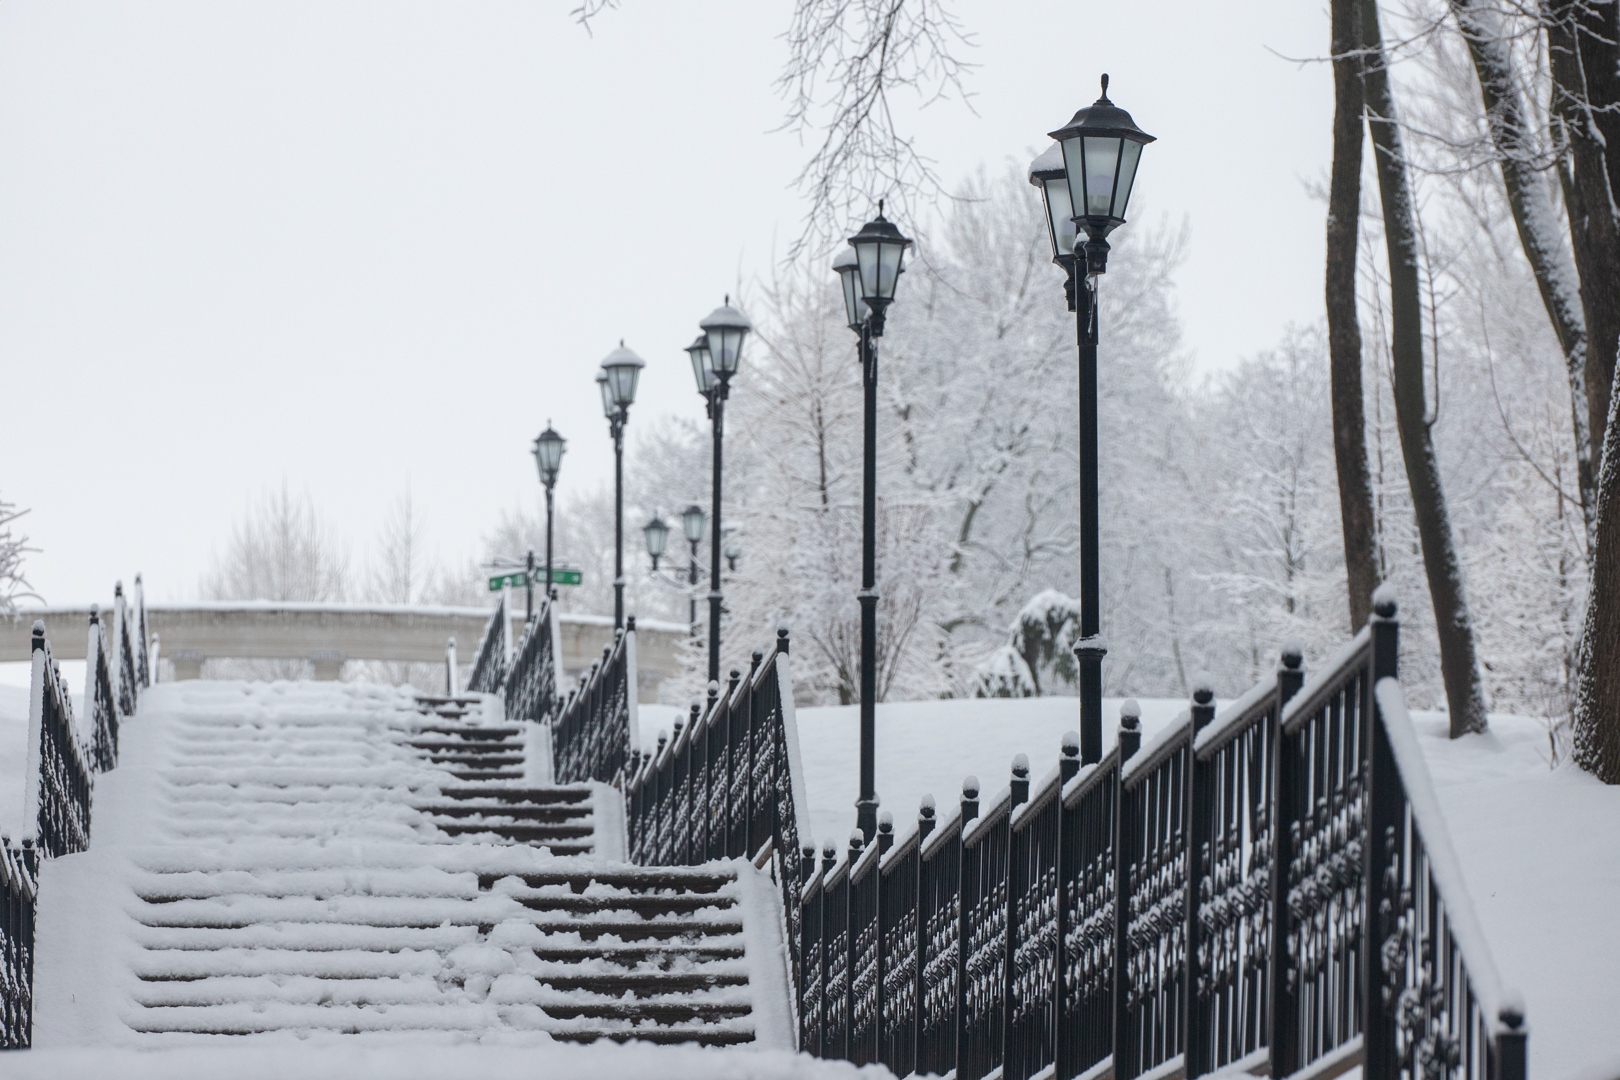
[30,681,790,1049]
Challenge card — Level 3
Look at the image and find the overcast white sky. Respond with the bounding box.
[0,1,1331,607]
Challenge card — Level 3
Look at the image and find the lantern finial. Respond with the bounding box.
[1101,73,1109,98]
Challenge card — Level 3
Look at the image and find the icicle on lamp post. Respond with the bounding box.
[692,299,752,684]
[531,422,566,618]
[599,342,645,630]
[835,200,913,841]
[1036,74,1154,764]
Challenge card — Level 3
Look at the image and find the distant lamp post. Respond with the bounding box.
[723,531,741,573]
[694,298,751,684]
[1039,73,1154,765]
[839,199,913,841]
[643,514,670,570]
[682,504,706,630]
[600,342,646,629]
[532,422,566,616]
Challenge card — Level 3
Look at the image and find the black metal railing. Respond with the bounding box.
[505,593,562,724]
[599,597,1527,1080]
[465,590,510,694]
[552,617,636,784]
[0,842,35,1051]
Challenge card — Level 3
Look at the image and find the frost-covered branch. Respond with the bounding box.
[0,497,41,616]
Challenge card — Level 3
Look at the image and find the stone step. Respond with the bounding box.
[431,822,595,844]
[479,870,732,893]
[548,1028,754,1047]
[416,803,590,823]
[436,787,591,804]
[505,892,736,917]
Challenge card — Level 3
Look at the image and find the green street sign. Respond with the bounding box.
[487,568,583,592]
[487,571,529,592]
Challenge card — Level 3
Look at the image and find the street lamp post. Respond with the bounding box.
[1037,74,1154,764]
[600,343,646,630]
[683,504,705,630]
[532,422,566,613]
[836,201,912,842]
[691,300,752,684]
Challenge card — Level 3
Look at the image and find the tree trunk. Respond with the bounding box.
[1576,362,1620,781]
[1361,0,1489,737]
[1449,0,1596,548]
[1549,0,1620,486]
[1327,0,1381,632]
[1571,0,1620,462]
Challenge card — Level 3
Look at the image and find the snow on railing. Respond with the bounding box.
[614,596,1529,1080]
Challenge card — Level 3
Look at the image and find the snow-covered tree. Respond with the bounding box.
[0,496,40,617]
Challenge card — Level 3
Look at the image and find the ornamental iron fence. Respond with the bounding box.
[588,596,1528,1080]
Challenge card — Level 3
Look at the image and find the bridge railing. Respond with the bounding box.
[608,595,1527,1080]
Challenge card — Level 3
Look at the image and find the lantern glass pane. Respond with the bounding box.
[597,374,615,418]
[687,344,714,394]
[643,519,668,558]
[534,434,565,476]
[682,505,705,543]
[1043,177,1076,259]
[607,363,640,407]
[708,326,745,375]
[839,266,866,329]
[855,240,880,303]
[1114,139,1143,220]
[877,240,904,299]
[1082,136,1123,217]
[1058,136,1086,225]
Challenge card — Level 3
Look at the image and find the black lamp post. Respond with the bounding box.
[532,422,566,616]
[1039,74,1154,764]
[692,299,751,685]
[837,201,912,841]
[600,342,646,630]
[682,504,706,630]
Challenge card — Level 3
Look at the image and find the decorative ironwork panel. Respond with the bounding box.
[86,615,119,773]
[879,838,920,1077]
[1276,668,1369,1069]
[0,842,37,1049]
[503,603,558,724]
[1060,756,1117,1079]
[671,727,693,865]
[848,849,882,1065]
[465,592,509,694]
[706,704,730,862]
[918,824,962,1078]
[748,676,780,857]
[727,693,752,859]
[960,808,1009,1080]
[823,867,851,1059]
[552,632,632,784]
[1007,785,1060,1080]
[1120,733,1190,1079]
[800,876,825,1056]
[1191,701,1276,1074]
[29,630,93,859]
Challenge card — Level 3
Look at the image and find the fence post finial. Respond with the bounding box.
[1191,673,1216,732]
[1060,730,1081,783]
[1278,637,1306,706]
[918,793,936,842]
[777,623,790,654]
[31,621,44,650]
[115,581,123,597]
[1119,699,1142,761]
[750,648,764,680]
[822,838,838,876]
[1371,585,1399,683]
[960,775,980,824]
[728,667,742,698]
[627,614,636,632]
[848,828,864,862]
[89,603,99,625]
[877,810,894,855]
[800,839,818,886]
[1009,754,1031,809]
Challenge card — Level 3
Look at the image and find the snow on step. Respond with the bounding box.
[31,681,794,1051]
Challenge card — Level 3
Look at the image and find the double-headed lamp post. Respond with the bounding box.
[690,300,752,684]
[1034,74,1154,765]
[642,504,708,631]
[531,423,566,618]
[834,200,913,842]
[599,343,646,630]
